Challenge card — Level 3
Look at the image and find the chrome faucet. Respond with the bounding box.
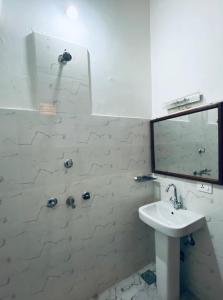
[166,184,183,209]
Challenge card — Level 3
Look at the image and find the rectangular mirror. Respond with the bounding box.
[151,103,223,184]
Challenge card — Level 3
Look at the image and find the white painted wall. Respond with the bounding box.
[150,1,223,298]
[150,0,223,118]
[0,0,151,118]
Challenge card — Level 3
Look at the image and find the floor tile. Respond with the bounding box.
[90,263,199,300]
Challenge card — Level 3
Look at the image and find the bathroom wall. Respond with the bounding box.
[150,1,223,299]
[0,0,151,118]
[0,109,154,300]
[0,13,154,300]
[150,0,223,118]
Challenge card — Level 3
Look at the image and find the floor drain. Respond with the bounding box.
[140,270,156,285]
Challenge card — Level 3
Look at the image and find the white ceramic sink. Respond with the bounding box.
[139,201,205,238]
[139,200,205,300]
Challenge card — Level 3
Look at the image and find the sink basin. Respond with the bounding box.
[139,201,205,238]
[139,200,205,300]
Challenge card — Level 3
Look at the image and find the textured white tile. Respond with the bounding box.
[0,108,153,300]
[92,263,197,300]
[26,32,91,114]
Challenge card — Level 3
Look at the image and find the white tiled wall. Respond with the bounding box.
[0,31,154,300]
[0,110,154,300]
[0,0,151,118]
[26,32,91,114]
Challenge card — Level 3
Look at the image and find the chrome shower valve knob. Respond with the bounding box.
[47,198,58,208]
[66,196,76,209]
[64,159,73,169]
[82,192,91,200]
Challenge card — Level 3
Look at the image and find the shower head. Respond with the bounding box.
[58,50,72,64]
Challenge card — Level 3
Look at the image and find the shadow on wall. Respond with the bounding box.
[26,33,38,109]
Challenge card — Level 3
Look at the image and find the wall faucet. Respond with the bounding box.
[165,184,183,209]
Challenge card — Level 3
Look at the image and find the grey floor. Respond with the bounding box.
[91,263,198,300]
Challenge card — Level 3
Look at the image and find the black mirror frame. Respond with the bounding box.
[150,102,223,185]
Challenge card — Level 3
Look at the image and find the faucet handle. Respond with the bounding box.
[47,198,58,208]
[169,196,174,203]
[66,196,76,209]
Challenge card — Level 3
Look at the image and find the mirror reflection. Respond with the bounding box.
[153,107,219,181]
